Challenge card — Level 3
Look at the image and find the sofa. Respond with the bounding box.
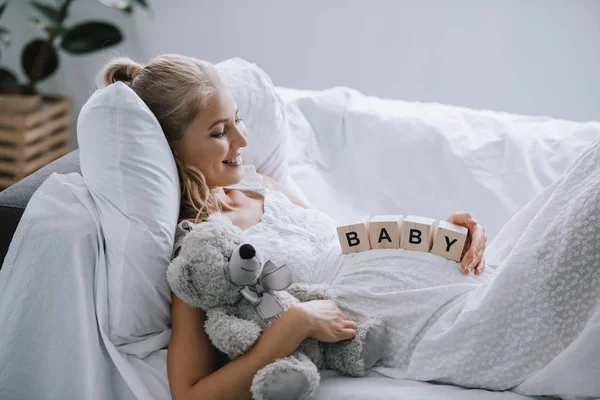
[0,150,80,269]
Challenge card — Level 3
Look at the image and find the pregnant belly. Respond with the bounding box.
[321,249,497,368]
[321,247,496,291]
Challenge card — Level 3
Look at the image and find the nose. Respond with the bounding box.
[232,122,248,149]
[239,244,256,260]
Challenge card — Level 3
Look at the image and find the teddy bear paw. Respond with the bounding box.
[323,317,387,377]
[251,354,319,400]
[359,317,388,371]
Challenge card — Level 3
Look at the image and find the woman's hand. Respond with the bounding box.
[446,212,487,276]
[292,300,358,342]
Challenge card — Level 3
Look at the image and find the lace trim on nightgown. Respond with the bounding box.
[171,164,339,285]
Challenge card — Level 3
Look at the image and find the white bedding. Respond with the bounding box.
[0,173,170,400]
[0,174,536,400]
[3,85,598,399]
[277,86,600,240]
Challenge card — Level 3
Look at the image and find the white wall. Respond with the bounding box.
[2,0,600,146]
[132,0,600,122]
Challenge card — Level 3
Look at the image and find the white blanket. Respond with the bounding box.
[369,133,600,398]
[0,173,543,400]
[2,86,598,399]
[0,173,170,400]
[278,87,600,241]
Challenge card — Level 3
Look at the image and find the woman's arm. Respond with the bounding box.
[167,292,310,400]
[259,174,309,208]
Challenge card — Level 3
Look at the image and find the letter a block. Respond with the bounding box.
[368,215,404,249]
[400,215,436,253]
[337,216,371,254]
[430,220,468,262]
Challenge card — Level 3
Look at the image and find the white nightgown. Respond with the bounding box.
[174,164,600,399]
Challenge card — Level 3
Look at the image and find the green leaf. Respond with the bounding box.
[31,1,61,24]
[0,27,9,46]
[0,67,19,93]
[0,2,7,19]
[133,0,147,8]
[61,21,122,54]
[21,38,59,82]
[122,4,132,14]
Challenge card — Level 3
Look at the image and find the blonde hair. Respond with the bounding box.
[100,54,225,223]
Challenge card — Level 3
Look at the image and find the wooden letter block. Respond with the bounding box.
[368,215,404,249]
[337,216,371,254]
[430,220,468,262]
[400,215,436,253]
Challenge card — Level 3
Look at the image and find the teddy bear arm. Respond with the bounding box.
[287,282,329,302]
[205,307,263,359]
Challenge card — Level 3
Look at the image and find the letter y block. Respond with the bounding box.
[430,220,468,262]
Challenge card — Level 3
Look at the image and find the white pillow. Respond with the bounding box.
[78,81,179,348]
[77,58,290,349]
[217,58,289,185]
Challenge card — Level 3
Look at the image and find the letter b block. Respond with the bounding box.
[368,215,404,249]
[430,220,468,262]
[400,215,436,253]
[337,216,371,254]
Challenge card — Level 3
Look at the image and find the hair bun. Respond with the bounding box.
[101,57,144,87]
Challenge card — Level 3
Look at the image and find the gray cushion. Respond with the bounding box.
[0,150,80,269]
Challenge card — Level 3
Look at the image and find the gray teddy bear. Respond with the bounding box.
[167,219,388,400]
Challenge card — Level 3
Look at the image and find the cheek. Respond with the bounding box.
[181,136,229,170]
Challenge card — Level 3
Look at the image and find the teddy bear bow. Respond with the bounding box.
[238,260,293,319]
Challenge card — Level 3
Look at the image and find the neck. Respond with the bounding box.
[210,186,236,211]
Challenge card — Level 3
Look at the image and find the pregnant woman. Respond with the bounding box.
[101,54,599,400]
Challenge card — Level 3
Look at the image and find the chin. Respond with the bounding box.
[220,166,244,187]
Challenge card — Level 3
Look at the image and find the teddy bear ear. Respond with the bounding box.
[166,255,207,309]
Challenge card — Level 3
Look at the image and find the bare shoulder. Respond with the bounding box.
[258,173,309,209]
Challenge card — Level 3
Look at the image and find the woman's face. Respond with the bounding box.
[175,87,248,188]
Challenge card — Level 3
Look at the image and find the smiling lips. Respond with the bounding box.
[223,155,242,166]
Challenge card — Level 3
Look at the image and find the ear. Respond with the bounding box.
[166,253,207,309]
[167,219,244,309]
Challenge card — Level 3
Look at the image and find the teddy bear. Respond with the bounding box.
[167,219,388,400]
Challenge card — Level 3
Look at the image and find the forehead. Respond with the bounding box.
[200,88,238,123]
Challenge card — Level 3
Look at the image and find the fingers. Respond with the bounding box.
[462,245,483,274]
[340,328,357,340]
[337,320,358,341]
[448,212,480,274]
[460,224,487,274]
[343,320,358,330]
[475,258,486,275]
[461,248,476,273]
[446,212,478,229]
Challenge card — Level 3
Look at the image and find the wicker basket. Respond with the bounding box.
[0,95,72,189]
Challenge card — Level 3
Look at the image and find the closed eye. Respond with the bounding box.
[211,119,242,138]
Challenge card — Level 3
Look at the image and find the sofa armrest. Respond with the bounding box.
[0,149,81,269]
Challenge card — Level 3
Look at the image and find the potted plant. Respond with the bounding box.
[0,0,148,188]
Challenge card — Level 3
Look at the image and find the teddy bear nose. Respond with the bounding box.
[239,244,256,260]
